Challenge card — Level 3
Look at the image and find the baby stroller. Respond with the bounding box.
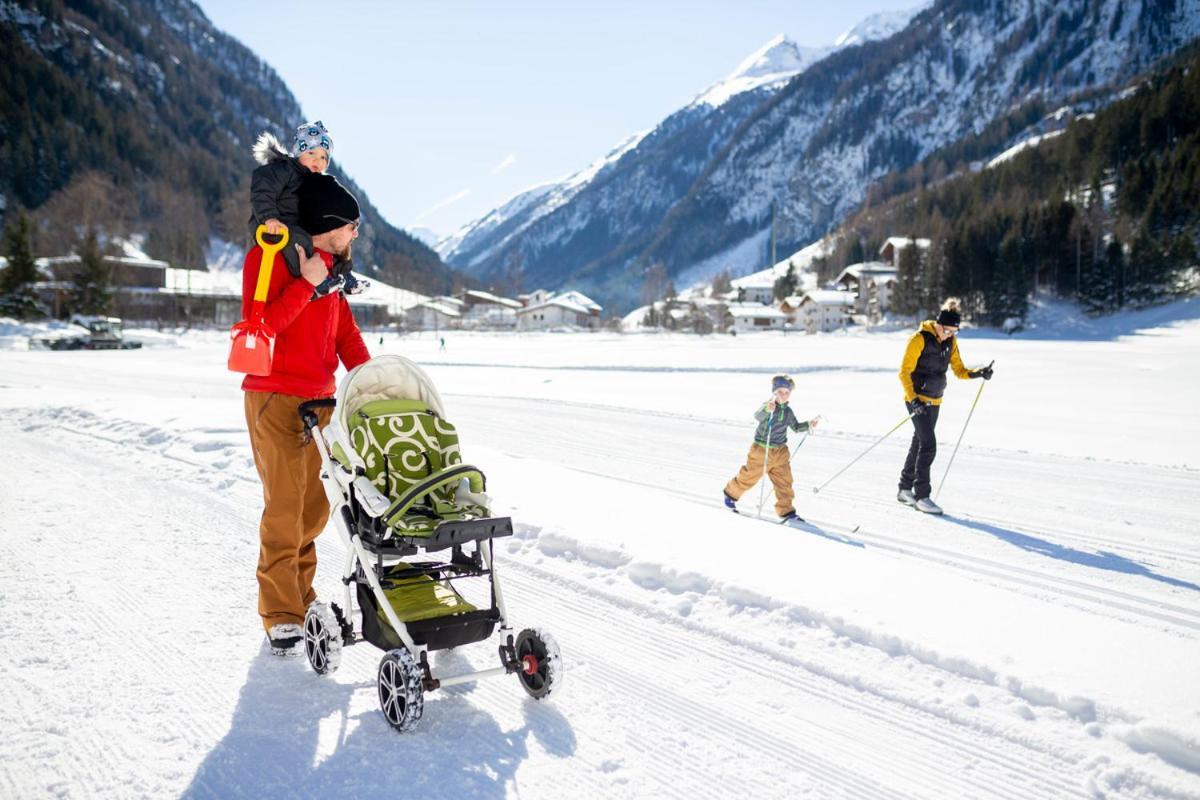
[296,354,561,733]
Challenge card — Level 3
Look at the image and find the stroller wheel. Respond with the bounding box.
[303,602,342,675]
[514,628,562,700]
[377,648,425,733]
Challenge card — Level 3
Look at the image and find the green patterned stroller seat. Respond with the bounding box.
[335,398,490,536]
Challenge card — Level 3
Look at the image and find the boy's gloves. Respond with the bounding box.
[969,365,994,380]
[311,273,345,299]
[907,398,928,417]
[342,271,369,295]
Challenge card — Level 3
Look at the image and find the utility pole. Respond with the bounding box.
[769,201,777,268]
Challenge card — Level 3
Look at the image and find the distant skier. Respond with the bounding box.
[897,297,993,515]
[722,374,819,523]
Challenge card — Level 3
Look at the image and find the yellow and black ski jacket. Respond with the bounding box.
[899,320,971,406]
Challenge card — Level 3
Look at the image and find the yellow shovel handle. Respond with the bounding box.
[252,225,291,304]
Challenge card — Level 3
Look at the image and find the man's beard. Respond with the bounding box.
[333,240,353,260]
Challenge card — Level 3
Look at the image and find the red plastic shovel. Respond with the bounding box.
[228,225,289,375]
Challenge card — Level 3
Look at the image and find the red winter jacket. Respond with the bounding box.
[239,246,371,398]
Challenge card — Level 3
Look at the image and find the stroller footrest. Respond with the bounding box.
[394,516,513,552]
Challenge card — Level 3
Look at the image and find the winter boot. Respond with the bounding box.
[897,488,916,506]
[267,623,303,656]
[914,496,943,515]
[780,510,806,526]
[722,491,738,513]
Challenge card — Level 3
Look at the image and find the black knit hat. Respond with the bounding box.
[298,173,360,236]
[936,308,961,328]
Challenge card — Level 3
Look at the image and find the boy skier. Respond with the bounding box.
[723,374,819,523]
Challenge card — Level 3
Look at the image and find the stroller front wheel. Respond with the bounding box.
[304,602,342,675]
[378,648,425,733]
[515,628,562,700]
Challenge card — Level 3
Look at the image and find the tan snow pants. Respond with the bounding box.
[244,391,333,631]
[724,443,795,517]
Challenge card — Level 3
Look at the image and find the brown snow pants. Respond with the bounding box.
[244,391,333,631]
[724,443,795,517]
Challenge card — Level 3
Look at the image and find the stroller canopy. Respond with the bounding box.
[335,355,448,432]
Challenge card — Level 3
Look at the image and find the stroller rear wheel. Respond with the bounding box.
[377,648,425,733]
[515,628,561,700]
[304,602,342,675]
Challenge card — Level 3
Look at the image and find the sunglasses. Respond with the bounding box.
[324,214,361,231]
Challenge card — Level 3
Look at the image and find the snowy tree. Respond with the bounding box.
[773,263,797,302]
[69,229,112,316]
[0,212,48,320]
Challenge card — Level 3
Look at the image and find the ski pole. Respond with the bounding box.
[934,361,993,502]
[755,406,777,516]
[758,428,812,514]
[812,412,915,494]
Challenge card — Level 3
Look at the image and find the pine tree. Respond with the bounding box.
[69,229,112,316]
[773,263,797,302]
[0,212,48,320]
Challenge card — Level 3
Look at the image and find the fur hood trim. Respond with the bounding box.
[252,132,290,166]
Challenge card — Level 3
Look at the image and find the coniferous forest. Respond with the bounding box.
[816,45,1200,324]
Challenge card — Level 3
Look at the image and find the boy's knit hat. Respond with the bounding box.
[772,374,795,392]
[297,173,360,236]
[292,120,333,157]
[935,307,961,328]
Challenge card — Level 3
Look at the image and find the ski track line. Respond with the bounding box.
[496,559,1097,800]
[502,434,1200,635]
[472,419,1200,630]
[449,393,1200,473]
[466,410,1200,572]
[509,420,1200,568]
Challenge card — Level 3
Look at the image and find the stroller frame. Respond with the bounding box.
[295,365,559,732]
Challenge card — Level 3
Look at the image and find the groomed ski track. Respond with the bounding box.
[2,319,1199,799]
[0,418,1112,798]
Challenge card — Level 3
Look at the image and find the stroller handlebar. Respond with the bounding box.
[298,398,337,429]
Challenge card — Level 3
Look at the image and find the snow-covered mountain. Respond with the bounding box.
[437,6,921,292]
[440,0,1200,311]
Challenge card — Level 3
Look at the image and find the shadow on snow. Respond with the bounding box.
[182,643,576,799]
[943,515,1200,592]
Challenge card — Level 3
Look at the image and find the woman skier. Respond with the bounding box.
[897,297,993,515]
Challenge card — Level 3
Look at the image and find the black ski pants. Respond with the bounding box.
[899,403,940,499]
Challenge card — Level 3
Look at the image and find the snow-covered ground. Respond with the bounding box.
[2,299,1199,798]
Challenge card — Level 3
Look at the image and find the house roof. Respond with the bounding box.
[728,304,786,319]
[800,290,855,307]
[835,261,897,284]
[461,289,523,309]
[880,237,931,253]
[518,296,592,316]
[416,300,461,318]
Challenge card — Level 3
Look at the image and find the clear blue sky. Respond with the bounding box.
[197,1,921,239]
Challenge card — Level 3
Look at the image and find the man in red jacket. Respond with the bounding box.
[241,172,371,654]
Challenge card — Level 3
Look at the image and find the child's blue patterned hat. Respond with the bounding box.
[772,374,794,391]
[292,120,334,157]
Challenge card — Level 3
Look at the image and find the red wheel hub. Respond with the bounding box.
[521,654,539,675]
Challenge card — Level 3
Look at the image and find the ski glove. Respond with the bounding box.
[907,399,928,417]
[968,365,994,380]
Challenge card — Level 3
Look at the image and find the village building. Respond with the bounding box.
[456,289,523,330]
[516,290,602,331]
[793,290,855,334]
[834,262,898,321]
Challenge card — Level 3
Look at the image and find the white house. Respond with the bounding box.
[834,262,898,319]
[878,237,931,266]
[408,298,462,330]
[516,291,602,330]
[796,290,854,334]
[727,303,787,332]
[457,289,523,329]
